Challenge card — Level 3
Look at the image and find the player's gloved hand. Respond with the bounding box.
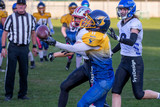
[65,37,71,44]
[50,29,55,35]
[48,52,55,62]
[107,27,120,41]
[43,36,56,46]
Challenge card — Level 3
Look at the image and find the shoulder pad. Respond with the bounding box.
[130,18,142,30]
[33,12,39,17]
[0,10,8,18]
[45,12,51,18]
[60,14,71,24]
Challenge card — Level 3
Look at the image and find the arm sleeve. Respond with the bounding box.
[119,33,138,46]
[55,41,99,55]
[48,18,53,30]
[112,43,121,53]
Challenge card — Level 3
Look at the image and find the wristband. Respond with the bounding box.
[2,46,6,49]
[32,45,37,48]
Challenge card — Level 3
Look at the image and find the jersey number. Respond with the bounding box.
[120,33,140,55]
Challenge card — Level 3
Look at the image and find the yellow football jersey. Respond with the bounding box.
[33,12,51,25]
[0,10,8,19]
[60,13,72,27]
[82,31,111,58]
[0,10,8,29]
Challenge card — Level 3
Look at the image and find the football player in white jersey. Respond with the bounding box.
[45,10,114,107]
[48,6,92,107]
[107,0,160,107]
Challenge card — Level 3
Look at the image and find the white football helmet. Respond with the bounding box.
[71,6,92,27]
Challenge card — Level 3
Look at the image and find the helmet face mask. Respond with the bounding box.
[80,15,95,29]
[117,0,136,20]
[117,7,129,20]
[38,7,45,14]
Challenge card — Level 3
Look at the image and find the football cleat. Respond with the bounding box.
[30,61,35,69]
[43,56,48,61]
[65,61,71,71]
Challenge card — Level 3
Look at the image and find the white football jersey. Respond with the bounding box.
[117,18,143,56]
[76,28,89,59]
[76,28,88,42]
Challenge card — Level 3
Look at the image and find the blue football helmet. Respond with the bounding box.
[117,0,136,20]
[69,2,77,8]
[12,3,17,10]
[81,0,90,7]
[37,2,46,14]
[37,2,45,8]
[80,10,110,33]
[68,2,78,14]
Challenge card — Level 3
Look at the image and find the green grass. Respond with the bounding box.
[0,18,160,107]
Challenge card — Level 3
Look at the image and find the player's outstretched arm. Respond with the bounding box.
[44,36,99,55]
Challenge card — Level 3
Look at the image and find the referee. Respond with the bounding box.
[1,0,37,101]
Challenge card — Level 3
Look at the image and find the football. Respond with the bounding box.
[36,25,50,39]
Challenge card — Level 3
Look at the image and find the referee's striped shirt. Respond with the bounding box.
[4,12,36,45]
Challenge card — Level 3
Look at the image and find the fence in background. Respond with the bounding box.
[5,1,160,18]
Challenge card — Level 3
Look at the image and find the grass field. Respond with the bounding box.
[0,18,160,107]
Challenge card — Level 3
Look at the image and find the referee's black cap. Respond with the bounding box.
[17,0,26,4]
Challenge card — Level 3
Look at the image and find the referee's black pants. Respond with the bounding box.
[5,42,29,98]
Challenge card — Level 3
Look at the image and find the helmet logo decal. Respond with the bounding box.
[128,1,134,4]
[96,16,106,26]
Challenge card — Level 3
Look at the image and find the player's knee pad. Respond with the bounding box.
[134,91,144,100]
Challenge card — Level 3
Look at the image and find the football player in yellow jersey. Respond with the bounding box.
[44,10,114,107]
[33,2,54,62]
[60,2,78,70]
[0,0,7,71]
